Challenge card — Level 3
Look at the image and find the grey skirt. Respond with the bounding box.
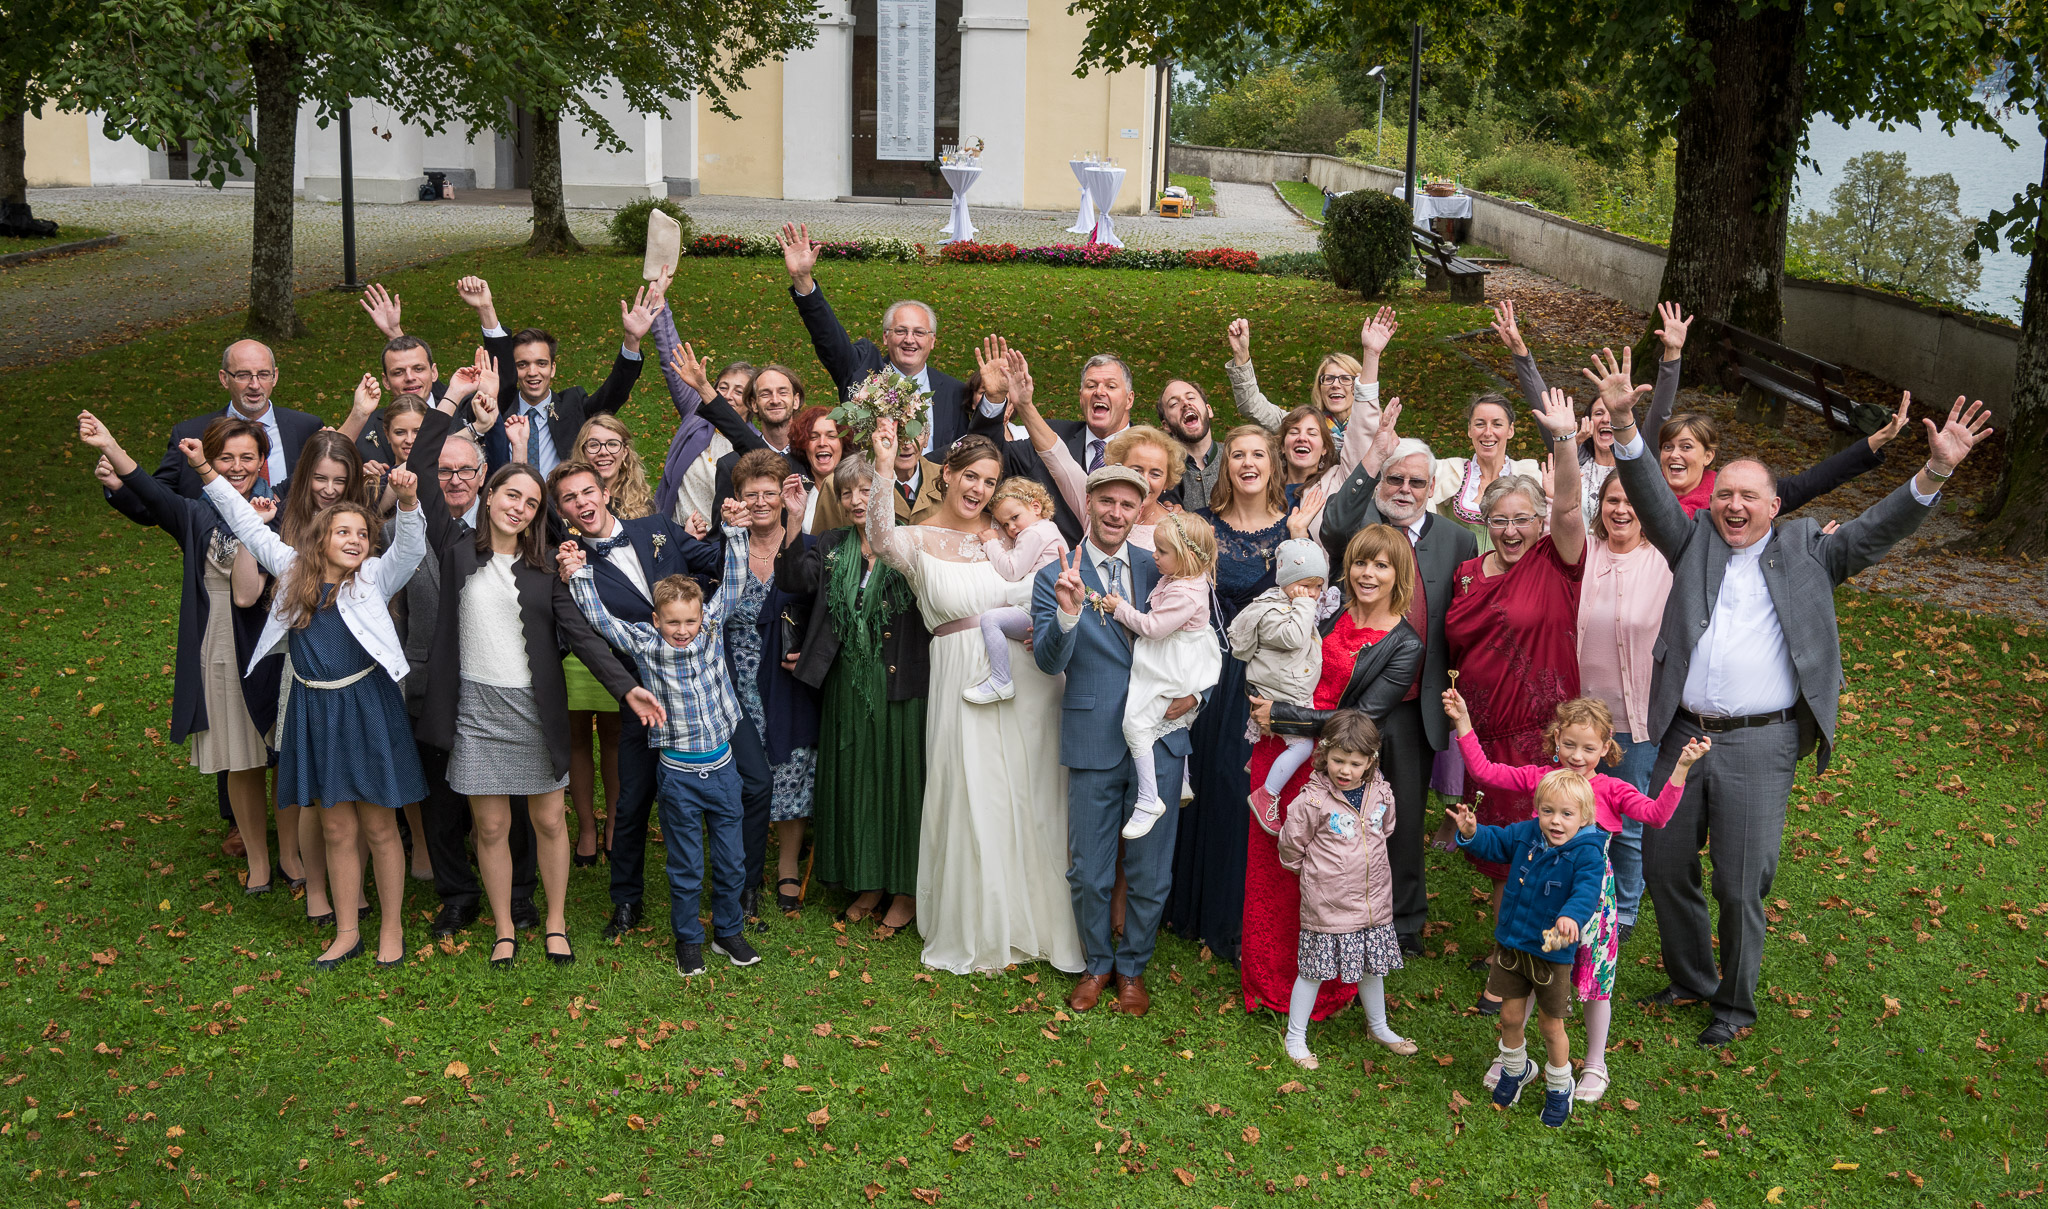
[447,679,569,796]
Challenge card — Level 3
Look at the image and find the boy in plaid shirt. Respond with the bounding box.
[559,529,759,976]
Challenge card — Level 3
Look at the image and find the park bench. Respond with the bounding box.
[1412,226,1488,304]
[1705,319,1886,450]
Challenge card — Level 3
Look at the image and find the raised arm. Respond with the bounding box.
[1223,318,1288,431]
[782,222,863,397]
[1532,387,1585,564]
[364,469,426,600]
[195,448,298,577]
[1110,582,1205,641]
[334,373,383,442]
[1452,728,1544,795]
[1601,352,1687,561]
[1818,396,1991,584]
[862,421,922,575]
[564,562,658,657]
[1349,306,1396,443]
[700,388,771,454]
[704,523,753,628]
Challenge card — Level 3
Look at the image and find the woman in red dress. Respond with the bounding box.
[1242,525,1422,1020]
[1442,387,1587,1009]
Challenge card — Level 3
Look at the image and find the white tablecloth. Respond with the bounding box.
[1067,160,1099,235]
[1084,164,1126,248]
[1392,187,1475,221]
[939,163,982,244]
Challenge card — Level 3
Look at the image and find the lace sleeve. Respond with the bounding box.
[865,490,923,581]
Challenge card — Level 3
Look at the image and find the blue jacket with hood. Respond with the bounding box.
[1457,819,1607,965]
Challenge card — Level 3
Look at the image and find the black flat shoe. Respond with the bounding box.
[740,885,769,932]
[245,881,274,897]
[776,878,803,913]
[431,903,477,939]
[286,875,308,891]
[1466,956,1490,973]
[307,911,336,927]
[376,953,404,969]
[489,936,518,968]
[545,930,575,967]
[1637,984,1703,1008]
[313,935,363,971]
[573,849,600,868]
[1474,990,1503,1016]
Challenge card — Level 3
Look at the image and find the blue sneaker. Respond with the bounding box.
[1492,1062,1534,1108]
[1540,1080,1575,1127]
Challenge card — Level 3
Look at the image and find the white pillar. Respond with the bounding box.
[783,0,855,201]
[302,98,425,203]
[560,85,664,208]
[661,96,699,196]
[958,0,1030,208]
[86,121,152,186]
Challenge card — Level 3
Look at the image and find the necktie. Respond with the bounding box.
[1088,439,1106,472]
[901,480,916,504]
[1105,555,1125,601]
[524,405,542,467]
[1402,522,1428,700]
[587,533,631,554]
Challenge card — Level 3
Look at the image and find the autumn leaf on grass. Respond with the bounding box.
[814,1022,833,1037]
[1277,1080,1306,1094]
[165,1125,185,1138]
[597,1195,626,1204]
[863,1185,886,1203]
[1830,1162,1860,1171]
[443,1060,469,1078]
[782,1054,799,1069]
[1241,1126,1261,1144]
[912,1189,942,1206]
[807,1106,831,1129]
[1641,1173,1661,1190]
[952,1133,975,1153]
[627,1115,647,1131]
[1877,997,1901,1023]
[1448,1090,1471,1114]
[1766,1189,1785,1204]
[400,1096,427,1107]
[91,949,117,967]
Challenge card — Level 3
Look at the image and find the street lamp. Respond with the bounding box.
[1366,65,1386,161]
[335,103,363,292]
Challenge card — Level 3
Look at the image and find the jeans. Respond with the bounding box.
[1609,731,1660,924]
[654,756,746,944]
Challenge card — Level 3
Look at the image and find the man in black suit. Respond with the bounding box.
[969,350,1136,546]
[352,282,461,464]
[1322,405,1478,953]
[121,339,324,513]
[457,274,648,474]
[778,222,986,453]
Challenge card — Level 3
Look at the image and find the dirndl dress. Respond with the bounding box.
[277,592,425,810]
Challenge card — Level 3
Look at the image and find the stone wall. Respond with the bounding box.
[1171,142,2019,421]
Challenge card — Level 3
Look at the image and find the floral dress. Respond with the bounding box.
[728,572,818,822]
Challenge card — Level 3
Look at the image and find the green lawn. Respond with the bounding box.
[1166,173,1214,214]
[0,226,115,258]
[2,250,2044,1207]
[1273,181,1326,225]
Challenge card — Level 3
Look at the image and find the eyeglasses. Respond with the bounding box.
[1381,475,1430,490]
[437,466,481,483]
[582,439,625,455]
[225,369,277,384]
[1485,514,1542,530]
[885,326,934,340]
[1318,373,1356,387]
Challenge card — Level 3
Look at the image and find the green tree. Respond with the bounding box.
[1790,150,1983,304]
[1181,62,1360,154]
[0,3,94,211]
[1069,0,2004,358]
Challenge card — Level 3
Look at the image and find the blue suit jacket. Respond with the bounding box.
[1030,544,1193,772]
[576,514,725,682]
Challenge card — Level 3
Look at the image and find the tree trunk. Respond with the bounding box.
[1637,0,1807,372]
[526,111,581,256]
[0,102,26,208]
[245,35,305,339]
[1965,140,2048,558]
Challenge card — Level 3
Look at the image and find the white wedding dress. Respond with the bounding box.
[871,508,1083,976]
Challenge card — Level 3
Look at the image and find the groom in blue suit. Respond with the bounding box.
[1032,465,1198,1016]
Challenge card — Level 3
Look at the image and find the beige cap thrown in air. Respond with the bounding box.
[644,209,682,281]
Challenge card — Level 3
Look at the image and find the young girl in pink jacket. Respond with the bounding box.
[1275,710,1416,1070]
[1443,691,1711,1103]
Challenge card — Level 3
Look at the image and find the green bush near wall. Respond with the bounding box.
[1319,188,1411,296]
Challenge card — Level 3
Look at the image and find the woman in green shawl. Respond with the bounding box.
[776,454,930,937]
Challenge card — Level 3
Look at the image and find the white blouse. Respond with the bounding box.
[459,552,533,687]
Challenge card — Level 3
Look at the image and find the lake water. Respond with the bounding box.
[1797,102,2041,320]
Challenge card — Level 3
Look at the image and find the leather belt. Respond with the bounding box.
[931,613,985,639]
[1677,706,1795,734]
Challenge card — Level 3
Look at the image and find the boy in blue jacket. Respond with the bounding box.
[1447,768,1606,1127]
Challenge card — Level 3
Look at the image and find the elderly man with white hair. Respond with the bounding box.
[779,222,985,452]
[1322,406,1479,954]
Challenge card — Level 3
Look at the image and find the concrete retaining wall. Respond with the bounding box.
[1171,142,2019,421]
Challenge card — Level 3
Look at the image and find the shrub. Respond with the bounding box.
[1319,190,1411,297]
[606,197,695,257]
[1472,153,1578,212]
[1251,250,1330,280]
[689,233,747,257]
[1183,247,1260,272]
[1112,248,1187,271]
[940,241,1020,264]
[1019,243,1121,267]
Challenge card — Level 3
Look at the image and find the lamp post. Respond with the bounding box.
[336,103,362,292]
[1402,25,1421,226]
[1366,65,1386,161]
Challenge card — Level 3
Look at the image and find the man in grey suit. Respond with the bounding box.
[1608,384,1993,1048]
[1032,465,1198,1017]
[1321,404,1479,952]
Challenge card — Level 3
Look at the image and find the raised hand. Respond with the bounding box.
[1443,800,1477,840]
[1674,735,1712,773]
[352,373,382,418]
[684,511,710,539]
[1359,305,1399,355]
[1440,686,1470,728]
[444,364,481,408]
[1541,454,1557,502]
[780,472,808,519]
[1286,484,1326,539]
[871,417,899,466]
[1363,398,1404,474]
[1867,391,1911,452]
[455,275,495,322]
[719,496,747,528]
[621,284,657,346]
[471,346,501,416]
[1580,346,1649,425]
[77,410,116,452]
[1003,347,1035,413]
[777,222,821,289]
[92,454,123,492]
[1225,317,1252,365]
[645,263,674,313]
[178,437,208,470]
[1923,396,1994,475]
[1533,386,1577,441]
[388,465,419,509]
[1490,300,1528,357]
[1655,301,1692,358]
[974,334,1012,398]
[556,540,587,580]
[624,686,668,729]
[503,413,529,458]
[673,341,713,400]
[360,283,403,338]
[1053,546,1086,615]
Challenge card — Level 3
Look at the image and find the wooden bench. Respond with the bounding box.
[1411,226,1488,303]
[1705,319,1886,450]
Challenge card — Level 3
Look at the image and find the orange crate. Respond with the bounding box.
[1157,196,1189,217]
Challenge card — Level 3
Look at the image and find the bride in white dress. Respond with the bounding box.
[867,421,1083,976]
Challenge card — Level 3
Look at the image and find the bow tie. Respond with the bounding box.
[586,534,632,553]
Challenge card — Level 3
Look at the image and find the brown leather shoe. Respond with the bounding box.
[1112,973,1150,1016]
[1068,972,1113,1012]
[221,825,246,858]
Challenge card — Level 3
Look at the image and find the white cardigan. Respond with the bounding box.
[203,475,425,681]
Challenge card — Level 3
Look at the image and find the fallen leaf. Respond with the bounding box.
[400,1096,426,1107]
[783,1054,799,1069]
[1173,1168,1196,1186]
[1641,1173,1661,1190]
[376,1171,398,1186]
[912,1189,941,1206]
[597,1196,625,1205]
[443,1060,469,1078]
[863,1185,886,1203]
[1277,1080,1305,1094]
[813,1022,833,1037]
[165,1125,185,1138]
[1621,1098,1641,1111]
[377,1016,396,1028]
[627,1114,647,1131]
[1449,1090,1471,1114]
[807,1106,831,1128]
[1241,1126,1261,1144]
[1766,1189,1785,1204]
[952,1132,974,1153]
[1831,1162,1860,1171]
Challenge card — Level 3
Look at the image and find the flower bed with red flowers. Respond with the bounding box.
[1182,246,1261,272]
[939,241,1021,263]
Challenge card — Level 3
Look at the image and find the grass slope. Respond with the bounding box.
[1,251,2043,1207]
[1273,181,1326,226]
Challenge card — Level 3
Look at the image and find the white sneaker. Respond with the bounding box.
[1121,797,1166,840]
[961,678,1015,705]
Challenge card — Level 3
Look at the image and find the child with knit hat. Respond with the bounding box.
[1228,537,1330,833]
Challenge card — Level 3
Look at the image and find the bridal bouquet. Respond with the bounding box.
[830,367,931,450]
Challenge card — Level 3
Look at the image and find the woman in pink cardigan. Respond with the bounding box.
[1573,471,1674,943]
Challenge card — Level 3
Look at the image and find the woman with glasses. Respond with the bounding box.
[1441,387,1586,1013]
[557,412,660,866]
[1222,309,1397,450]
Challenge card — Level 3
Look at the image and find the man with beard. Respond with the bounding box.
[1154,378,1219,510]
